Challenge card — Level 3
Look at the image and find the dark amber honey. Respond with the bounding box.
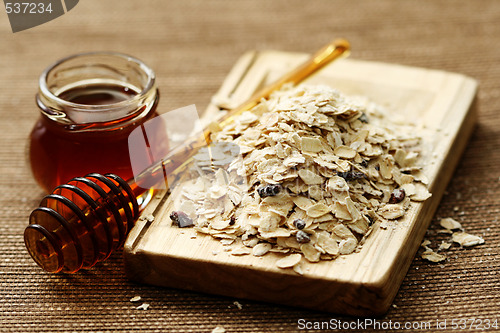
[59,84,136,105]
[29,84,168,193]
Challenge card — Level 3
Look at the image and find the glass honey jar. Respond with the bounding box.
[28,52,169,193]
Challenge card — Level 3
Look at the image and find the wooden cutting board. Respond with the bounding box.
[123,51,477,316]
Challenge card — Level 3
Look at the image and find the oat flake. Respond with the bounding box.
[452,232,485,247]
[439,217,463,230]
[212,327,226,333]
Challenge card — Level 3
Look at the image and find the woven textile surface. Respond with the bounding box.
[0,1,499,332]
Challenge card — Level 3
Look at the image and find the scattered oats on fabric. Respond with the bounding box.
[421,248,447,263]
[136,303,150,310]
[130,296,141,302]
[452,232,485,247]
[421,217,485,262]
[440,217,463,231]
[438,241,452,251]
[171,85,431,271]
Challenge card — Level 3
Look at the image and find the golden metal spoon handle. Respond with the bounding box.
[219,38,350,126]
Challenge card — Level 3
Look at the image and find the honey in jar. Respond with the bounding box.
[28,52,169,193]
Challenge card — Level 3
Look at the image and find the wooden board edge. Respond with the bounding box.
[124,249,389,316]
[373,76,478,311]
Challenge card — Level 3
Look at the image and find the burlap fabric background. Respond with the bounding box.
[1,1,499,332]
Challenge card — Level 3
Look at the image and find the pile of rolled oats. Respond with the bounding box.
[170,85,432,270]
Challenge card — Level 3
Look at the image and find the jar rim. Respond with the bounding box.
[38,51,156,115]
